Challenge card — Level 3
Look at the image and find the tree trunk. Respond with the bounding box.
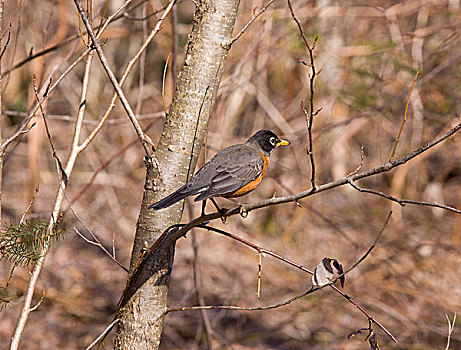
[114,0,241,348]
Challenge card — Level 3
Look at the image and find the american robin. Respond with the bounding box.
[149,130,290,213]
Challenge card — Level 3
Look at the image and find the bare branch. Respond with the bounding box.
[256,252,263,300]
[74,228,128,273]
[75,0,177,172]
[0,47,92,154]
[288,0,318,189]
[345,145,365,177]
[0,23,10,60]
[135,0,148,116]
[20,185,39,224]
[2,110,165,124]
[28,291,44,312]
[73,0,154,156]
[445,313,456,350]
[168,287,314,313]
[227,0,275,48]
[162,53,171,117]
[191,231,214,350]
[341,212,391,277]
[10,254,44,350]
[32,76,68,185]
[84,318,120,350]
[235,121,461,213]
[390,71,420,161]
[347,179,461,214]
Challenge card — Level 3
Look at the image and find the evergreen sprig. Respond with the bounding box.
[0,218,68,267]
[0,286,16,311]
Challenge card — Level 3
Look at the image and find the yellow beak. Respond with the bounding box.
[276,139,290,147]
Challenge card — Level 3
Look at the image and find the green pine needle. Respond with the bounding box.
[0,218,68,268]
[0,286,17,311]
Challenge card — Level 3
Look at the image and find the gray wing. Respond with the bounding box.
[193,147,264,201]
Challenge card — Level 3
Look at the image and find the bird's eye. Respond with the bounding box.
[269,137,276,146]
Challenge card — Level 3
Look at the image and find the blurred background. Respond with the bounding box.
[1,0,461,348]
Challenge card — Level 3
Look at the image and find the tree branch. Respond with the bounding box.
[287,0,318,189]
[73,0,155,157]
[165,212,396,343]
[347,179,461,214]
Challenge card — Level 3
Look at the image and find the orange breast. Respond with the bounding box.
[224,153,269,198]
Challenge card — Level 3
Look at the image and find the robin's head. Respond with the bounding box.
[246,130,290,154]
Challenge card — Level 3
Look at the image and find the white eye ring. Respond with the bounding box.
[269,137,276,146]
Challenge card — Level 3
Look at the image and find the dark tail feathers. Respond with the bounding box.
[149,185,192,210]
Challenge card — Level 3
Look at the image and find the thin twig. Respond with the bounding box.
[73,0,154,156]
[74,228,128,273]
[2,35,76,78]
[191,231,214,350]
[32,76,68,185]
[445,313,456,350]
[0,47,92,154]
[340,212,391,278]
[257,252,263,300]
[162,53,171,117]
[69,184,128,272]
[135,0,148,116]
[346,145,365,177]
[171,1,178,92]
[390,71,420,161]
[95,0,109,37]
[2,110,165,124]
[123,0,183,21]
[169,288,313,312]
[199,225,311,272]
[76,0,177,165]
[28,291,45,312]
[324,214,397,343]
[20,185,39,224]
[72,2,97,168]
[84,318,120,350]
[347,179,461,214]
[0,23,10,61]
[69,140,137,205]
[227,0,275,48]
[287,0,317,189]
[184,86,210,183]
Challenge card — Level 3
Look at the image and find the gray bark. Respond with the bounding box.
[114,0,241,348]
